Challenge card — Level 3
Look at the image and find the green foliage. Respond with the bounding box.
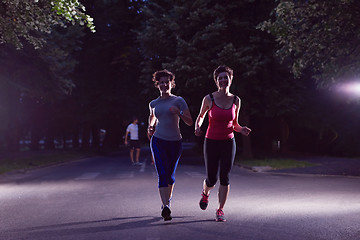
[259,0,360,88]
[0,25,84,98]
[0,24,85,152]
[0,0,95,49]
[51,0,93,27]
[67,0,146,148]
[137,0,301,118]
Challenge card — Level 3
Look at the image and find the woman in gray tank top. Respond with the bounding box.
[147,69,193,221]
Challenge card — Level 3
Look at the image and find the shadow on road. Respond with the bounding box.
[8,216,215,238]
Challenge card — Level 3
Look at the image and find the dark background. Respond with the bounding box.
[1,0,359,158]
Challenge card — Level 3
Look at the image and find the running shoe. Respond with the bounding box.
[199,192,209,210]
[161,206,172,221]
[216,209,226,222]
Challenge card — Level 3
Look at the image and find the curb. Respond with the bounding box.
[236,163,273,173]
[235,163,360,179]
[0,155,97,179]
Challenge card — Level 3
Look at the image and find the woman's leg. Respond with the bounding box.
[167,140,182,187]
[151,137,169,203]
[218,138,236,210]
[159,184,174,207]
[151,137,182,220]
[203,179,214,196]
[151,137,169,188]
[218,185,230,209]
[200,138,220,210]
[203,138,221,191]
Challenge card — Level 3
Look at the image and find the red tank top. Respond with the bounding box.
[205,93,236,140]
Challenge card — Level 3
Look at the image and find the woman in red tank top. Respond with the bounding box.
[194,65,251,222]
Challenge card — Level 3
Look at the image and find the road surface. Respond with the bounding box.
[1,148,360,240]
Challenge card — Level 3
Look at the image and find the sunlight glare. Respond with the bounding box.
[336,82,360,97]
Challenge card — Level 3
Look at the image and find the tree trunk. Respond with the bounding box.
[5,125,20,152]
[72,127,80,149]
[280,118,289,154]
[81,126,91,150]
[30,127,41,150]
[102,125,122,150]
[5,84,20,152]
[91,125,100,150]
[44,127,55,150]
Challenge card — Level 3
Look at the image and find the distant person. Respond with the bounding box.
[194,65,251,222]
[147,69,193,221]
[125,117,141,165]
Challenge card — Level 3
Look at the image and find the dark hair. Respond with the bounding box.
[213,65,234,81]
[152,69,176,88]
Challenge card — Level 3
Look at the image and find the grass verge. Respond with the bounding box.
[236,158,318,170]
[0,150,96,175]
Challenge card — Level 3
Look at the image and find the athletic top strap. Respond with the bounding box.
[209,93,236,104]
[209,93,214,102]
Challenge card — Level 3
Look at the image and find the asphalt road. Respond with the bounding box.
[1,148,360,240]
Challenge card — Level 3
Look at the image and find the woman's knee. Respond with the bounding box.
[219,176,230,186]
[158,175,168,188]
[158,175,175,188]
[206,178,217,188]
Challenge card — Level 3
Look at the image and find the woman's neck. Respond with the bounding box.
[217,88,230,96]
[160,92,172,99]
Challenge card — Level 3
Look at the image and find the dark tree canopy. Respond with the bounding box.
[0,0,95,49]
[137,0,300,118]
[1,0,359,157]
[260,0,360,88]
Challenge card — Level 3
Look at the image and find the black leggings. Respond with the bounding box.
[204,138,236,187]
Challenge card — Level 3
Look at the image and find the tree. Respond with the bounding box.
[0,25,85,151]
[0,0,95,151]
[259,0,360,88]
[137,0,302,156]
[258,0,360,156]
[70,0,145,150]
[0,0,95,49]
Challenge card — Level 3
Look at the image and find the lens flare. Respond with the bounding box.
[337,82,360,97]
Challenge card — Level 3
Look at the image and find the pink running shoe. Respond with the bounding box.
[216,209,226,222]
[199,192,209,210]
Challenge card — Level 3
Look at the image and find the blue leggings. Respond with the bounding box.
[204,138,236,187]
[150,136,183,188]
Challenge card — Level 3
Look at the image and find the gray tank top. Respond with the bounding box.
[150,95,189,141]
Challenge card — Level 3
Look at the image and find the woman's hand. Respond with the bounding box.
[170,106,193,126]
[194,127,203,136]
[147,126,155,137]
[169,106,181,115]
[239,126,251,136]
